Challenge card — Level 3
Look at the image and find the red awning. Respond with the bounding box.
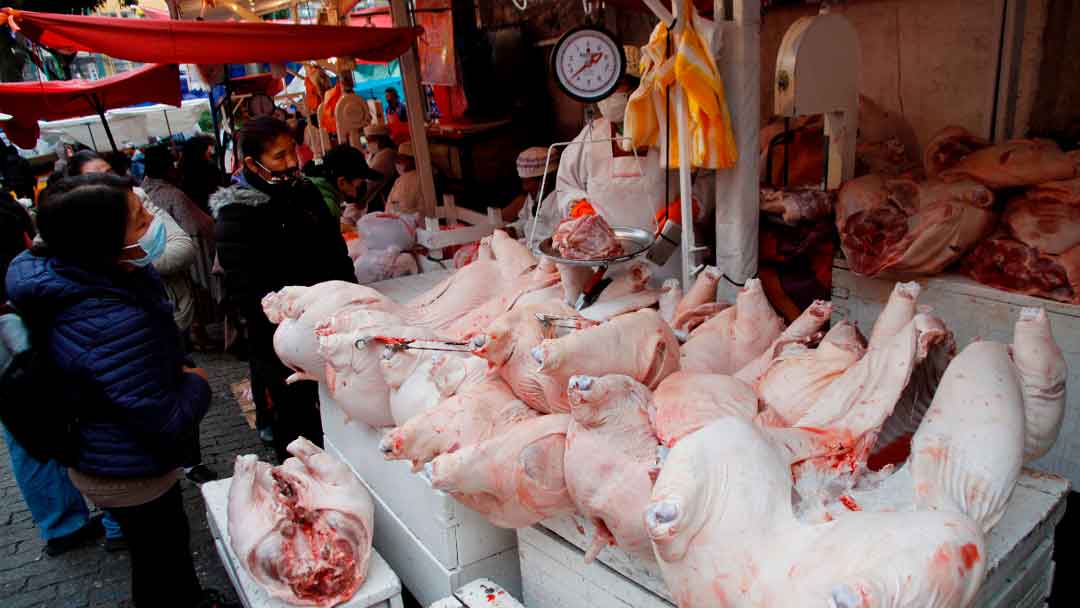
[229,73,285,97]
[0,63,181,148]
[0,8,421,65]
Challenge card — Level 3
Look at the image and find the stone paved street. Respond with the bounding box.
[0,352,272,608]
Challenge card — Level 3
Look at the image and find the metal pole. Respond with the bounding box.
[86,123,98,152]
[163,109,178,156]
[90,95,119,153]
[207,87,227,179]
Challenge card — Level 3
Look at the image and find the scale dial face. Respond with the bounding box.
[551,26,626,103]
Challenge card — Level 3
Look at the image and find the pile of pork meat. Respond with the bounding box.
[240,229,1066,608]
[835,127,1080,303]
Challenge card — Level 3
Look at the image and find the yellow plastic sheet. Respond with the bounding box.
[624,0,737,170]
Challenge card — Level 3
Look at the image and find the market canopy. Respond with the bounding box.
[0,63,181,149]
[0,8,422,65]
[40,98,211,152]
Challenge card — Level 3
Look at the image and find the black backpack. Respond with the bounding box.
[0,305,81,466]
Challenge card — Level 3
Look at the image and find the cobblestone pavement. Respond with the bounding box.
[0,352,273,608]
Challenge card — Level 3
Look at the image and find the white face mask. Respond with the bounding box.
[597,91,630,123]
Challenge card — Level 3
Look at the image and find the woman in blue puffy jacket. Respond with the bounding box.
[5,173,215,607]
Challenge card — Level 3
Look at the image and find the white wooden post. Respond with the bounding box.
[713,0,760,302]
[390,0,438,218]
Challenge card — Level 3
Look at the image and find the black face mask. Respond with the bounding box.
[245,167,299,197]
[253,159,300,186]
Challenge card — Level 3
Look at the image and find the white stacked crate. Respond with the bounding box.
[318,271,522,607]
[831,260,1080,488]
[517,471,1067,608]
[200,478,405,608]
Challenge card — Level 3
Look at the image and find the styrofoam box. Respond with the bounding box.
[832,261,1080,488]
[320,393,518,570]
[520,470,1067,608]
[431,579,525,608]
[324,437,522,607]
[200,478,404,608]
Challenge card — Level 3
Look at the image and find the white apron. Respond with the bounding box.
[584,119,671,232]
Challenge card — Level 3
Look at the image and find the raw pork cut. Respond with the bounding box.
[651,372,758,447]
[533,309,680,395]
[1003,178,1080,254]
[379,378,538,471]
[229,438,374,607]
[961,230,1080,303]
[942,138,1076,189]
[923,126,989,179]
[470,301,585,414]
[836,174,995,277]
[430,414,576,528]
[679,278,785,374]
[759,187,835,225]
[646,417,986,608]
[564,375,660,561]
[552,214,623,260]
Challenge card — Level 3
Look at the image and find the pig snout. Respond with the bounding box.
[470,334,488,353]
[645,499,682,538]
[569,375,594,392]
[377,433,399,458]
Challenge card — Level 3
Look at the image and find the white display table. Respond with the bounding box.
[317,270,522,607]
[201,478,404,608]
[518,471,1068,608]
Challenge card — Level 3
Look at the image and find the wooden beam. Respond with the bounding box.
[390,0,439,218]
[714,0,760,302]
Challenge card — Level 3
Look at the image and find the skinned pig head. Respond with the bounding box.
[228,438,375,607]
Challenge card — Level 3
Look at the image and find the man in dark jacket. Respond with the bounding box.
[211,117,355,461]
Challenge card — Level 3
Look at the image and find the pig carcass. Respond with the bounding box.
[262,280,399,325]
[317,317,442,428]
[379,377,538,471]
[651,372,758,448]
[228,438,374,607]
[835,175,996,277]
[380,347,488,426]
[755,321,866,426]
[564,375,660,561]
[470,301,586,414]
[440,260,562,340]
[646,417,986,608]
[533,309,680,399]
[911,307,1067,532]
[679,278,786,374]
[430,414,576,528]
[731,299,833,385]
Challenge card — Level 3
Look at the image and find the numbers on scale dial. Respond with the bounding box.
[554,28,623,101]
